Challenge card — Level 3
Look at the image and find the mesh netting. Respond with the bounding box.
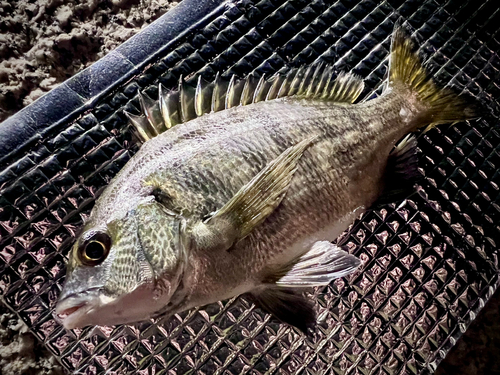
[0,0,499,373]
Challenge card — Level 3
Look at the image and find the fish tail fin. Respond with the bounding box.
[386,23,480,131]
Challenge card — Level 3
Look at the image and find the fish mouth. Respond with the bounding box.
[56,303,87,319]
[54,289,101,329]
[54,300,93,329]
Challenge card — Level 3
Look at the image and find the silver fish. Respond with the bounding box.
[55,24,478,331]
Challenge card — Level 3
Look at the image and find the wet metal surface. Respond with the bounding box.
[0,0,499,373]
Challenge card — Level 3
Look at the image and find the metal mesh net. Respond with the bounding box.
[0,0,499,373]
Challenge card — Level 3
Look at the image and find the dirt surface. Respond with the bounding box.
[0,301,63,375]
[0,0,498,374]
[0,0,177,123]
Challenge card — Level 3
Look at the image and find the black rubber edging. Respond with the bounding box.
[0,0,230,168]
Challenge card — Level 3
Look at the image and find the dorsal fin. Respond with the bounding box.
[125,65,365,143]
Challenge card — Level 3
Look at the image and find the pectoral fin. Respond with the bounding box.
[193,136,317,251]
[270,241,360,287]
[248,287,316,334]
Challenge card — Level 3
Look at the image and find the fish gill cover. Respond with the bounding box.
[0,0,499,374]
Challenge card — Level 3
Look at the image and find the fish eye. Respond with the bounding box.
[78,232,111,266]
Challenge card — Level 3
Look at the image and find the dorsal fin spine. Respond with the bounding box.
[266,73,283,101]
[288,66,304,96]
[138,92,161,136]
[212,72,228,113]
[158,85,172,130]
[253,74,267,103]
[194,76,204,117]
[226,75,246,109]
[211,72,220,113]
[225,75,237,109]
[180,76,197,123]
[318,65,333,98]
[305,63,323,98]
[277,69,295,98]
[240,74,256,106]
[124,111,151,143]
[297,65,314,96]
[166,89,181,126]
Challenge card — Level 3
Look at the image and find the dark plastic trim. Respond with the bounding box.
[0,0,230,165]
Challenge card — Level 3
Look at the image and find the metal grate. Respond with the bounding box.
[0,0,499,373]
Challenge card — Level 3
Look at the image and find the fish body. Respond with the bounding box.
[56,24,478,331]
[99,93,412,297]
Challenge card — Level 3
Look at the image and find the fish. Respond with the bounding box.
[55,23,479,332]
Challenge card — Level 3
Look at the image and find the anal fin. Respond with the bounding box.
[248,288,316,334]
[271,241,360,287]
[374,134,421,207]
[250,241,359,333]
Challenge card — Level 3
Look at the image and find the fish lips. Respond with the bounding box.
[54,287,102,330]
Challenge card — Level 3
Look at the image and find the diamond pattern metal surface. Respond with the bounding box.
[0,0,499,374]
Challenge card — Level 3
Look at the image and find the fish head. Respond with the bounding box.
[55,198,188,329]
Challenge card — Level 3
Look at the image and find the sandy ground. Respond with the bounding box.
[0,0,498,374]
[0,302,63,375]
[0,0,176,122]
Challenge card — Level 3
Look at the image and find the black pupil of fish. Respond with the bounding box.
[85,241,105,260]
